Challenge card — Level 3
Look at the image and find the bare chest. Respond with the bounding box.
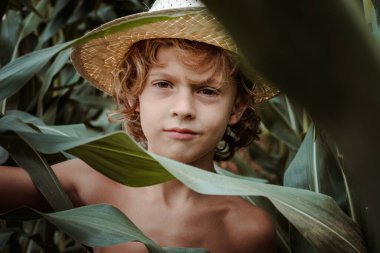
[86,184,237,253]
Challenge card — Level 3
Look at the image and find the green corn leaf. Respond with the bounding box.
[200,1,380,250]
[257,100,301,150]
[151,153,366,253]
[69,94,116,109]
[5,110,46,125]
[0,205,208,253]
[11,0,48,60]
[284,125,347,209]
[215,165,267,183]
[0,114,366,253]
[19,0,47,40]
[0,228,17,250]
[36,0,75,49]
[216,164,292,252]
[0,131,73,211]
[363,0,377,33]
[283,125,349,252]
[37,48,70,116]
[0,10,22,65]
[0,40,73,101]
[230,153,268,178]
[0,115,174,187]
[0,146,8,164]
[0,0,8,22]
[284,96,302,133]
[68,133,174,187]
[247,142,282,172]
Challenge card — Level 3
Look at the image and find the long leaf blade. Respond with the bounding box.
[0,131,73,211]
[152,154,365,253]
[0,40,73,101]
[0,205,208,253]
[0,116,365,253]
[0,112,366,253]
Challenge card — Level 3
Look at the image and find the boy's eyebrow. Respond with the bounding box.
[192,77,217,86]
[147,71,224,87]
[188,74,228,86]
[147,71,174,79]
[192,77,230,90]
[148,72,166,77]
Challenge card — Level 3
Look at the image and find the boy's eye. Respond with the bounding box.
[153,81,172,89]
[198,87,219,96]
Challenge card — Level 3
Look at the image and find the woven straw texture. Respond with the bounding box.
[71,7,279,103]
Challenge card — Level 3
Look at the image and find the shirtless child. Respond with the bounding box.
[0,0,278,252]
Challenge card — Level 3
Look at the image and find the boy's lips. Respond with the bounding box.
[164,128,198,140]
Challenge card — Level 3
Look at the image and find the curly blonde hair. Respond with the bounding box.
[111,38,260,161]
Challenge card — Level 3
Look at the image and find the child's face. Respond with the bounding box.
[137,46,242,168]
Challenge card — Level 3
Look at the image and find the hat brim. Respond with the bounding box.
[71,7,279,103]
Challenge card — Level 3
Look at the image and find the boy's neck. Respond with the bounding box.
[145,180,197,208]
[142,150,216,206]
[188,159,216,173]
[143,160,215,207]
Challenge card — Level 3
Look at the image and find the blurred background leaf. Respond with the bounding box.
[203,0,380,252]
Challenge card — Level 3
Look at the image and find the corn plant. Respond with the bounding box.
[0,0,376,252]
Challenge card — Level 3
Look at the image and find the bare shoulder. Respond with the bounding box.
[223,196,276,253]
[52,158,94,189]
[52,158,111,206]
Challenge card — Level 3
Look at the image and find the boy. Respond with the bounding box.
[1,0,278,252]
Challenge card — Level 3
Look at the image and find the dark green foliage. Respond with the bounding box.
[0,0,372,252]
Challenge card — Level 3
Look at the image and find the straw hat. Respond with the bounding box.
[71,0,279,103]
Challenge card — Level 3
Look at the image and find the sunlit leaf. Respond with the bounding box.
[0,115,174,187]
[0,114,366,253]
[215,164,267,183]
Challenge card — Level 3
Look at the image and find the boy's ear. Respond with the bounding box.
[133,97,140,112]
[228,100,247,125]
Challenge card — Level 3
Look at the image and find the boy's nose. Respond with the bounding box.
[170,90,195,120]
